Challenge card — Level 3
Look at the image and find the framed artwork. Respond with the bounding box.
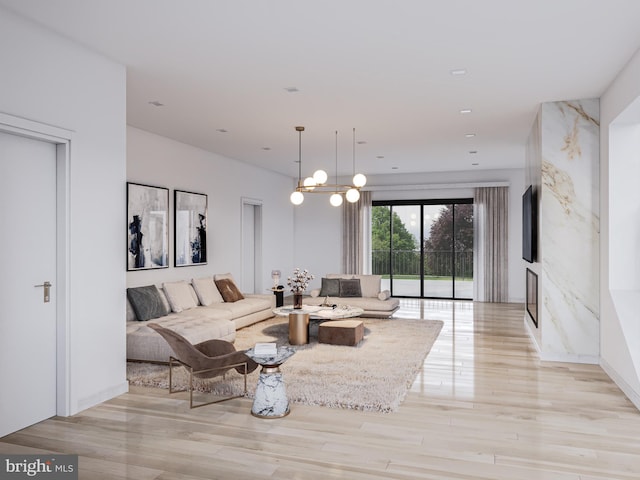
[127,182,169,270]
[174,190,208,267]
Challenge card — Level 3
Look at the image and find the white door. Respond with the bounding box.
[0,131,57,437]
[242,203,256,293]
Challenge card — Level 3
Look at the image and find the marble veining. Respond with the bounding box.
[252,371,290,418]
[246,346,295,418]
[540,98,600,360]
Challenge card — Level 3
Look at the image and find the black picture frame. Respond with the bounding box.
[526,268,538,328]
[174,190,208,267]
[127,182,169,270]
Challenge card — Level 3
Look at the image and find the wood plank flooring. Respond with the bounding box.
[2,300,640,479]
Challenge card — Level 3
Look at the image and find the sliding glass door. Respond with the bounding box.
[372,199,473,300]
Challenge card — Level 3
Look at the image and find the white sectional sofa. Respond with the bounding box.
[126,274,275,363]
[303,274,399,318]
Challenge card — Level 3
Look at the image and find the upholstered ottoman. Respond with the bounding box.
[318,319,364,346]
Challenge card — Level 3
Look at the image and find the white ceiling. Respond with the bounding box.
[3,0,640,179]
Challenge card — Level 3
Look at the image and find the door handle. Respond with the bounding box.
[34,281,52,303]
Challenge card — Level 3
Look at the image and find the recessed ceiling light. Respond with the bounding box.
[216,129,228,133]
[261,147,271,151]
[469,150,478,154]
[148,100,164,107]
[284,87,299,93]
[465,133,476,138]
[376,155,385,159]
[450,69,467,76]
[460,109,472,114]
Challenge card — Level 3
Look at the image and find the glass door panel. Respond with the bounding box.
[454,203,474,298]
[423,204,453,298]
[389,205,421,297]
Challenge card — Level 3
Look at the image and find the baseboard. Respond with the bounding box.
[538,352,599,364]
[600,359,640,411]
[74,381,129,415]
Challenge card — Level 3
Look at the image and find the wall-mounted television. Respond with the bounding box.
[522,185,537,263]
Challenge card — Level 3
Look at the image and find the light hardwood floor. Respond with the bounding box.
[2,300,640,479]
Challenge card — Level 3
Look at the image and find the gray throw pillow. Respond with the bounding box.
[319,277,340,297]
[339,278,362,297]
[127,285,169,321]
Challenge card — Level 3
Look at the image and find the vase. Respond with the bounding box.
[293,293,303,309]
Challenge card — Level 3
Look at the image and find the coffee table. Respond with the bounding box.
[273,305,364,344]
[273,305,364,320]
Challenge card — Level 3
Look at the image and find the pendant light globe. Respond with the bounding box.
[330,193,343,207]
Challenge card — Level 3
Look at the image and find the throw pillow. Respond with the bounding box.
[377,290,391,301]
[163,281,198,313]
[191,276,224,306]
[215,278,245,303]
[126,285,169,321]
[214,272,237,283]
[339,278,362,297]
[319,277,340,297]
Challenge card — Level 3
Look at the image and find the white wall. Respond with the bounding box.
[127,127,295,292]
[600,47,640,409]
[0,8,127,414]
[294,168,526,302]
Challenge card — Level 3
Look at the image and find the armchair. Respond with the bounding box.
[147,323,258,408]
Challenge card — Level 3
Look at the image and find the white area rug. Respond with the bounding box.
[127,317,443,412]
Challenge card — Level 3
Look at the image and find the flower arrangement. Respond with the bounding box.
[287,268,314,293]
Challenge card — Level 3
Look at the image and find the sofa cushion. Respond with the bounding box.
[192,276,224,306]
[339,278,362,297]
[126,285,169,321]
[163,281,199,313]
[215,278,245,302]
[319,277,341,297]
[355,274,382,298]
[126,315,236,363]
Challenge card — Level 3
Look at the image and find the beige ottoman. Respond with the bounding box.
[318,319,364,346]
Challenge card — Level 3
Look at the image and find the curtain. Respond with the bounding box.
[473,186,509,302]
[342,190,372,274]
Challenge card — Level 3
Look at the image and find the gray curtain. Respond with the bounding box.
[342,190,372,274]
[473,186,509,302]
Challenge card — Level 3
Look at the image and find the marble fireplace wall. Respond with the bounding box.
[529,99,600,363]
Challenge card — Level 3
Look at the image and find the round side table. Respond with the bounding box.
[244,346,295,418]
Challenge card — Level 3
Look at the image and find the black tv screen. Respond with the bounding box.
[522,185,537,263]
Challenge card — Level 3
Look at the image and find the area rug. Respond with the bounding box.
[127,317,443,412]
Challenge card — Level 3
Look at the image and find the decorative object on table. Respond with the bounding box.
[289,126,367,207]
[174,190,207,267]
[253,342,277,356]
[271,270,281,288]
[287,268,314,309]
[244,345,296,418]
[321,296,337,308]
[127,182,169,270]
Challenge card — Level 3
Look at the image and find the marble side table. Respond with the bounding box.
[244,346,295,418]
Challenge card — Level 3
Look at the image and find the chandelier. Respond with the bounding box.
[290,126,367,207]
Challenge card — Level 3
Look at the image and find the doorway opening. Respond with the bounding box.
[371,199,473,299]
